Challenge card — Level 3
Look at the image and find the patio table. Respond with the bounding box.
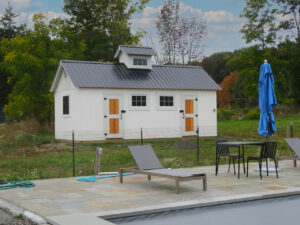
[217,142,264,178]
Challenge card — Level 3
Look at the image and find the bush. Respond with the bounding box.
[246,108,260,120]
[218,107,233,121]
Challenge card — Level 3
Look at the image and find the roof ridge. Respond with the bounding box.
[61,60,114,65]
[119,45,152,49]
[153,64,203,69]
[61,60,204,69]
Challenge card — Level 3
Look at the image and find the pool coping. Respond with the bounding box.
[98,187,300,220]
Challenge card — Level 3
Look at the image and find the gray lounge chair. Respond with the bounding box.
[280,138,300,167]
[120,145,207,194]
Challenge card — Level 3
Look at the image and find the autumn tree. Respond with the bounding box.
[218,71,239,107]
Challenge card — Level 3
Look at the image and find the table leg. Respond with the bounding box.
[238,146,240,179]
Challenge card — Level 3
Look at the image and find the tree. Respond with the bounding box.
[63,0,148,61]
[155,0,207,64]
[178,17,207,64]
[0,3,26,106]
[155,0,180,64]
[240,0,277,49]
[218,71,239,107]
[199,52,236,83]
[1,13,85,124]
[274,0,300,39]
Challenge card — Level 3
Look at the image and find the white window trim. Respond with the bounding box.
[129,94,150,111]
[156,94,176,111]
[133,58,147,66]
[62,94,71,118]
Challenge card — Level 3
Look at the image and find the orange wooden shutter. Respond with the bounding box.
[185,100,194,114]
[185,118,194,132]
[109,99,119,115]
[109,119,119,134]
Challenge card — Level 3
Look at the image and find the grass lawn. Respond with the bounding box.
[0,116,299,181]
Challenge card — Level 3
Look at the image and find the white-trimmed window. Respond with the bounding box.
[63,96,69,115]
[132,95,147,107]
[160,96,174,107]
[133,58,147,66]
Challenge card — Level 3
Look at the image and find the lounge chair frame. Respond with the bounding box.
[120,145,207,194]
[120,168,207,194]
[279,138,300,167]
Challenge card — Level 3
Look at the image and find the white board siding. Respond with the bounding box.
[54,73,218,141]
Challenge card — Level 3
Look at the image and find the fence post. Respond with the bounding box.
[141,127,143,145]
[290,120,293,138]
[72,130,75,177]
[196,127,199,164]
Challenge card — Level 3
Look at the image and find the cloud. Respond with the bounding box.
[143,6,160,17]
[204,10,238,23]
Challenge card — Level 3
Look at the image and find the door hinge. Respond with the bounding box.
[104,115,107,118]
[195,98,198,101]
[104,133,107,136]
[195,114,198,117]
[104,98,107,100]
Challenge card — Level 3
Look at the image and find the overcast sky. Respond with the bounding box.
[0,0,251,57]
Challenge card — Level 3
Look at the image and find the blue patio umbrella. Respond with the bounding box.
[258,61,277,137]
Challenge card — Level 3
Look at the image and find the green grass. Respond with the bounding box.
[0,116,299,181]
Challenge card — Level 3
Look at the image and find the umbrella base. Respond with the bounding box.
[254,168,282,173]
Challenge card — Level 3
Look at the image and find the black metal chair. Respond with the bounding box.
[216,140,245,176]
[247,141,278,179]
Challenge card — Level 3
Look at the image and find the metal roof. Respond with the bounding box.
[58,60,221,91]
[116,45,157,57]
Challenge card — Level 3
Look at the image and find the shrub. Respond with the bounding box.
[246,108,260,120]
[217,107,233,121]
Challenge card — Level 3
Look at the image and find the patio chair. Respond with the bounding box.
[279,138,300,167]
[215,140,245,176]
[120,145,207,194]
[246,141,278,179]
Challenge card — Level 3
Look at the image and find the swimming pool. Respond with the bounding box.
[108,195,300,225]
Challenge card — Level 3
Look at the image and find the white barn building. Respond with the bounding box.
[50,45,221,141]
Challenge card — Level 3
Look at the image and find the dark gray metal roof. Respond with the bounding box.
[60,60,221,91]
[119,45,157,56]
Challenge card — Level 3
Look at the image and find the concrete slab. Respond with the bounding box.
[0,160,300,225]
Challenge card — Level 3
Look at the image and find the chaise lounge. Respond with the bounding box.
[280,138,300,167]
[120,145,207,194]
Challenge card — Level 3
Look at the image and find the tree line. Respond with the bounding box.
[0,0,149,124]
[0,0,299,124]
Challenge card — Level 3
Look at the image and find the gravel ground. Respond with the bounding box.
[0,208,34,225]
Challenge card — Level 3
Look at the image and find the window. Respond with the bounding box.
[63,96,69,115]
[132,95,146,107]
[160,96,174,107]
[133,58,147,66]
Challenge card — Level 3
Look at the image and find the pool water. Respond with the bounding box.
[108,195,300,225]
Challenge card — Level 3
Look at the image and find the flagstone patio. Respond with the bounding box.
[0,160,300,225]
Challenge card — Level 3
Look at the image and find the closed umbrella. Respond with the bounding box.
[258,60,277,137]
[256,60,279,173]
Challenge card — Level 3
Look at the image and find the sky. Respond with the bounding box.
[0,0,251,57]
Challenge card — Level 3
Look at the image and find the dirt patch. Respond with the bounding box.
[163,157,177,163]
[172,139,197,150]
